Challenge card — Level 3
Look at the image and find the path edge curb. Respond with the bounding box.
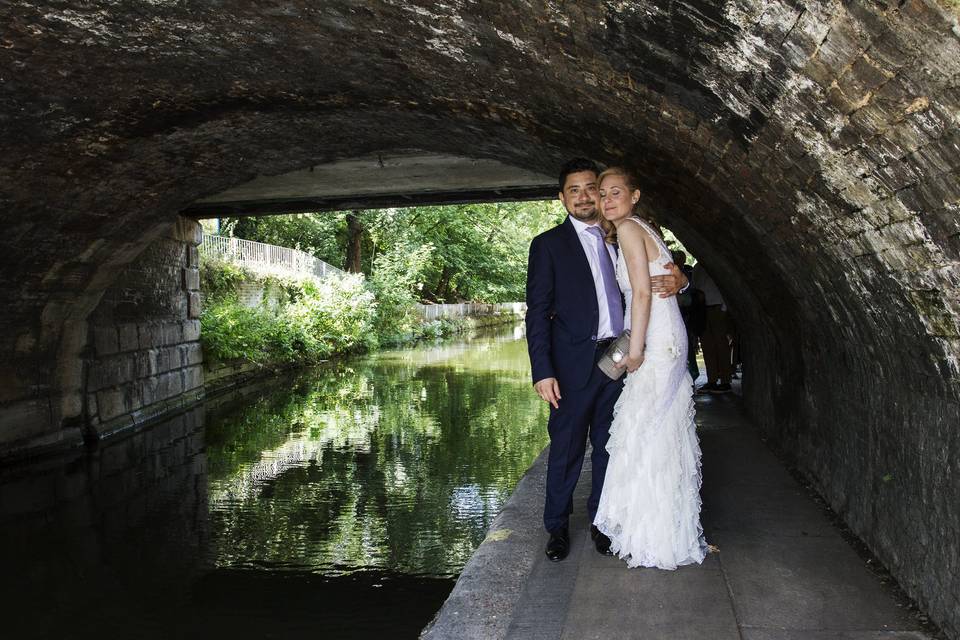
[421,447,549,640]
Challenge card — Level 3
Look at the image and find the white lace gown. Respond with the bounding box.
[593,217,708,570]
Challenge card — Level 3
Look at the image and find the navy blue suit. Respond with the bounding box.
[526,217,625,532]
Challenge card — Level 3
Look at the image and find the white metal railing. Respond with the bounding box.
[199,234,345,280]
[414,302,526,320]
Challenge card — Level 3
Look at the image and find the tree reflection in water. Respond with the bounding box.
[205,326,549,578]
[0,325,547,639]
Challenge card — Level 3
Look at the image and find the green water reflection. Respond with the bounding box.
[205,325,549,578]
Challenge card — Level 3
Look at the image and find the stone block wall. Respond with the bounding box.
[84,218,205,438]
[768,338,960,633]
[236,279,284,309]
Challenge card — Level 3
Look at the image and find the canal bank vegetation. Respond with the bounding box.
[200,260,377,365]
[199,258,471,367]
[200,201,564,366]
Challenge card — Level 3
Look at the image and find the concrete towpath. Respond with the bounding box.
[423,390,936,640]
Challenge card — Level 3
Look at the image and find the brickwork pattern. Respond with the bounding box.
[84,219,205,434]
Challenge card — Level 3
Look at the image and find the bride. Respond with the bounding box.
[592,167,708,570]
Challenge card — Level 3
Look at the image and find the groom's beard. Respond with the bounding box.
[569,205,599,223]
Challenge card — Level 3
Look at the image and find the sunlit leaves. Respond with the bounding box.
[219,200,567,306]
[200,268,376,365]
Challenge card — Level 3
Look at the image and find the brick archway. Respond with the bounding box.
[1,1,958,634]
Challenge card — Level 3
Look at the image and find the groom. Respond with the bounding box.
[525,158,688,561]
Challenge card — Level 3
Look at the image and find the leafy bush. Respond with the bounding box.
[200,239,490,368]
[200,260,376,366]
[414,317,470,340]
[200,302,273,363]
[200,257,248,303]
[368,241,433,345]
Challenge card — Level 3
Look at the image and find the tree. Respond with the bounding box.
[345,211,364,273]
[221,200,567,304]
[220,213,347,269]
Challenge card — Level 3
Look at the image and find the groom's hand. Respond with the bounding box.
[534,377,561,409]
[651,263,688,298]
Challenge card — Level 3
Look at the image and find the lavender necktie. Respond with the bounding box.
[586,226,624,336]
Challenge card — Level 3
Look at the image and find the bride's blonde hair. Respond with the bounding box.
[597,166,660,244]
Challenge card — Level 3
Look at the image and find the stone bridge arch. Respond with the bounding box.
[1,1,958,634]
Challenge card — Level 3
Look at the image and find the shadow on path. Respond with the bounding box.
[425,390,935,640]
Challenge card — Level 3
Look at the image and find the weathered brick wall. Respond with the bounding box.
[84,218,205,437]
[799,345,960,616]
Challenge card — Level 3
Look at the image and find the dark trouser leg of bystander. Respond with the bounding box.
[730,318,742,377]
[686,327,700,380]
[701,306,732,386]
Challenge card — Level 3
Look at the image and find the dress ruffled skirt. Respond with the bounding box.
[593,353,707,570]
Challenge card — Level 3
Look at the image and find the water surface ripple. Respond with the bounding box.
[0,324,547,639]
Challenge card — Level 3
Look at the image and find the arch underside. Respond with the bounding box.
[0,0,958,635]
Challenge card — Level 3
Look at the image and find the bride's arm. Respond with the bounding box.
[616,222,652,373]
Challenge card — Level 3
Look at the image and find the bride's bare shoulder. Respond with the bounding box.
[616,219,643,241]
[619,218,657,253]
[616,220,649,255]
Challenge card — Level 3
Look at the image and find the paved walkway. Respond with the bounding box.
[424,391,934,640]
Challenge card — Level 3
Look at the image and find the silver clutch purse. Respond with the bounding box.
[597,330,631,380]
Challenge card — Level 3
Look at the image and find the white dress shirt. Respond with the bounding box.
[568,215,620,340]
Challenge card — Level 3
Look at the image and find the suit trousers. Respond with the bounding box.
[700,305,732,385]
[543,347,624,532]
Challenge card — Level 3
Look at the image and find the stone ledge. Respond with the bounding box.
[0,427,85,464]
[90,387,205,442]
[421,448,548,640]
[202,358,305,396]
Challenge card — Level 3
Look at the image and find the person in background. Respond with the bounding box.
[691,263,731,394]
[728,314,742,379]
[671,250,703,381]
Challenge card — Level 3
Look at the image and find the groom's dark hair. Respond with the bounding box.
[558,157,602,190]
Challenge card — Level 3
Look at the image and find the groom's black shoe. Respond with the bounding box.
[591,525,614,556]
[545,527,570,562]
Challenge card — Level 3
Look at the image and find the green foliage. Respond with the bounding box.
[414,317,471,341]
[200,259,376,366]
[662,228,697,267]
[367,241,434,344]
[200,257,248,303]
[361,201,565,304]
[217,200,566,307]
[220,213,348,270]
[200,302,272,363]
[288,273,378,354]
[205,200,567,361]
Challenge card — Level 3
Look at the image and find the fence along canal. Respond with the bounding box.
[200,233,526,320]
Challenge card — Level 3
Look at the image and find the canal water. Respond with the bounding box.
[0,324,548,639]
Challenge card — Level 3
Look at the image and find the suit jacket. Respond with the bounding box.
[525,217,605,392]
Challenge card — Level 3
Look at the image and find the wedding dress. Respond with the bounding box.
[593,216,708,570]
